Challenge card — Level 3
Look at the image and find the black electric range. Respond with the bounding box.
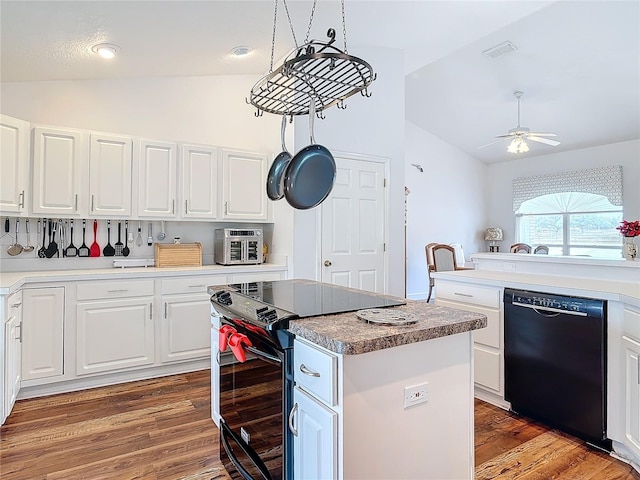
[211,279,405,480]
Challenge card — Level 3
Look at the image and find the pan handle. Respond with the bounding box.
[309,98,316,144]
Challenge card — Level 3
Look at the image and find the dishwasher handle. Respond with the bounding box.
[511,301,586,317]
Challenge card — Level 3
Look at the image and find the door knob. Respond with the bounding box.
[324,260,332,267]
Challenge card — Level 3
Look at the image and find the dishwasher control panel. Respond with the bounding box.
[504,288,605,318]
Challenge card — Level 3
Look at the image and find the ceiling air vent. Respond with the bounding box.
[483,41,518,59]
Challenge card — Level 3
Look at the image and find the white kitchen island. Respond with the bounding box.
[287,302,487,480]
[433,252,640,473]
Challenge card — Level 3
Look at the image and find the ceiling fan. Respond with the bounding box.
[478,91,561,153]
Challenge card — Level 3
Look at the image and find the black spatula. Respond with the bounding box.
[114,221,124,256]
[65,219,78,257]
[38,219,47,258]
[122,221,130,257]
[78,219,90,257]
[103,220,115,257]
[45,221,58,258]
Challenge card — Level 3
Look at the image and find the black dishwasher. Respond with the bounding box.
[504,288,609,449]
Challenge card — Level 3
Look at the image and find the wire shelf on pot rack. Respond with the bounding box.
[247,29,376,117]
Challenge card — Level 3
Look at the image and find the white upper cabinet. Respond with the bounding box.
[181,144,218,219]
[137,139,177,218]
[221,149,269,221]
[32,126,86,216]
[0,114,30,215]
[89,133,133,217]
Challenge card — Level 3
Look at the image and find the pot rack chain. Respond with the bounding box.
[249,0,375,118]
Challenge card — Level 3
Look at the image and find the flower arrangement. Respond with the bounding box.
[617,220,640,237]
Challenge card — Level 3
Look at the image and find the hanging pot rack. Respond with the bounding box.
[247,0,376,118]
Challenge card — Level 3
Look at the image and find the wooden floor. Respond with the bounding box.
[1,369,638,480]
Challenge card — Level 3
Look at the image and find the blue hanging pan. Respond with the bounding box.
[283,100,336,210]
[266,115,292,201]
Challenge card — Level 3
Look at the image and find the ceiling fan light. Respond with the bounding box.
[507,137,529,153]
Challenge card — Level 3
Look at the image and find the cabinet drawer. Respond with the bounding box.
[7,290,23,317]
[161,276,226,295]
[77,280,154,300]
[294,339,337,407]
[624,307,640,342]
[474,346,501,393]
[436,281,500,309]
[437,299,500,349]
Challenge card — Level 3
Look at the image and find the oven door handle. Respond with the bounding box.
[246,345,282,365]
[220,420,273,480]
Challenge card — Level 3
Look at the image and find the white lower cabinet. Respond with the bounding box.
[76,280,155,376]
[623,335,640,458]
[22,287,65,381]
[435,280,504,401]
[4,291,23,421]
[292,386,338,480]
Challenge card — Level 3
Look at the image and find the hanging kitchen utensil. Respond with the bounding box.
[78,219,90,257]
[157,221,166,241]
[65,219,78,257]
[122,220,131,257]
[248,0,375,118]
[89,220,101,257]
[147,223,153,246]
[7,218,24,256]
[136,220,143,247]
[103,220,115,256]
[45,221,58,258]
[114,221,124,256]
[60,220,66,257]
[267,115,293,200]
[283,99,336,209]
[38,219,47,258]
[23,219,34,253]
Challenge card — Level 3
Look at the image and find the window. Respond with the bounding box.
[516,192,623,259]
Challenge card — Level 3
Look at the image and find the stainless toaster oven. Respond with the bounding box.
[214,228,263,265]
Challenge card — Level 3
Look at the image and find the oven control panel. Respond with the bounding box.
[505,288,605,318]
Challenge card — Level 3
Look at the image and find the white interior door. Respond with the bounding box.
[321,156,386,293]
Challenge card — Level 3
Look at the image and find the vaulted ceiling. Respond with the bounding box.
[1,1,638,164]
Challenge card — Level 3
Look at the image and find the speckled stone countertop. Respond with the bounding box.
[288,301,487,355]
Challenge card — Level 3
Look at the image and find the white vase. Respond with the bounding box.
[623,236,637,260]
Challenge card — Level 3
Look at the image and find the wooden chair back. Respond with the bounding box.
[510,243,532,254]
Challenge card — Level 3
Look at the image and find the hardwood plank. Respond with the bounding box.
[1,369,637,480]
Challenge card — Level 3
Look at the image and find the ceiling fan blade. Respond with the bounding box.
[526,132,558,137]
[528,136,561,146]
[494,133,518,139]
[477,138,508,149]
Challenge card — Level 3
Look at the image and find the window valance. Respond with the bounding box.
[512,165,622,212]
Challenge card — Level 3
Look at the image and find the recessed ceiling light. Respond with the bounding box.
[231,46,253,57]
[91,43,119,59]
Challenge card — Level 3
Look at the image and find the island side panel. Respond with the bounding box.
[339,331,474,480]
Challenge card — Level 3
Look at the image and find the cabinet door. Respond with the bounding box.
[4,293,23,419]
[161,293,211,362]
[624,335,640,458]
[137,139,177,217]
[293,386,337,480]
[221,149,269,221]
[181,144,218,219]
[89,133,133,217]
[32,126,86,216]
[22,287,65,381]
[76,298,154,375]
[0,114,29,214]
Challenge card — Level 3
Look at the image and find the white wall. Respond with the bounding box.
[486,139,640,248]
[290,47,406,297]
[404,121,487,299]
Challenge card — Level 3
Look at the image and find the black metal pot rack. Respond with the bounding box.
[247,29,376,117]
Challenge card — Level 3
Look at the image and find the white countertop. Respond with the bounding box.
[0,262,287,295]
[433,269,640,306]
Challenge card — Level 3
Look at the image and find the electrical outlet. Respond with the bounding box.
[502,261,516,271]
[404,382,429,408]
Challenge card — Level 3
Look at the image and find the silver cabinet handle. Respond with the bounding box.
[288,402,298,437]
[172,199,175,214]
[454,292,473,298]
[91,194,95,212]
[149,303,153,319]
[300,363,320,377]
[74,193,78,211]
[16,322,22,343]
[107,289,128,293]
[18,190,25,208]
[11,302,22,308]
[185,200,188,215]
[224,201,228,215]
[164,302,168,319]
